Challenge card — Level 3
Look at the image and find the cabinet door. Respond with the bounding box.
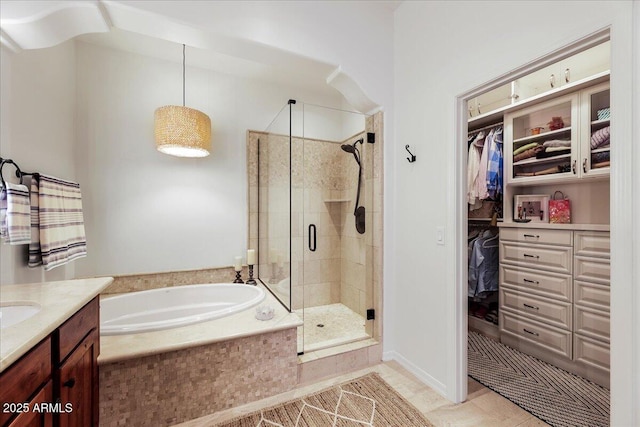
[57,330,99,427]
[8,381,53,427]
[505,93,579,185]
[580,82,610,178]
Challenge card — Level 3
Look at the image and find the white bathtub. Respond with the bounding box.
[100,283,265,335]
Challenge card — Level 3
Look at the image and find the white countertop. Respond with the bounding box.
[99,283,302,364]
[499,222,610,231]
[0,277,114,373]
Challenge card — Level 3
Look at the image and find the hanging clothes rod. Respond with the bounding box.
[468,121,503,135]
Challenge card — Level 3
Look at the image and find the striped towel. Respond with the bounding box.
[37,174,87,271]
[28,175,42,267]
[0,182,31,245]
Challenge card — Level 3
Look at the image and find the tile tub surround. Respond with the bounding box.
[99,328,298,427]
[0,277,113,372]
[102,265,247,294]
[99,283,301,363]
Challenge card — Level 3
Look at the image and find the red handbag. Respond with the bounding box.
[549,191,571,224]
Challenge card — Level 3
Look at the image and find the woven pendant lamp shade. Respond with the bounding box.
[155,105,211,157]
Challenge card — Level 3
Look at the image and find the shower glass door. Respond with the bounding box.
[257,102,294,311]
[298,103,373,353]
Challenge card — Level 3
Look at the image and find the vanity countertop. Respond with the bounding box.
[0,277,113,373]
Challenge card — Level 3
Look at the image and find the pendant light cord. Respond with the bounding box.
[182,44,186,107]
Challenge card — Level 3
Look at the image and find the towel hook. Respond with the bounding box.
[0,158,23,189]
[405,145,416,163]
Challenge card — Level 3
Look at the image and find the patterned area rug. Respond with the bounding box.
[468,331,609,427]
[214,373,433,426]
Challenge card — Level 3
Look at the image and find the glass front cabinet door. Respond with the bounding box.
[580,82,610,178]
[505,93,579,184]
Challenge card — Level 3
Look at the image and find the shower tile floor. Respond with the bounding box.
[295,303,369,353]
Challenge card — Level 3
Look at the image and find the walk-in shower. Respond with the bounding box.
[247,101,379,354]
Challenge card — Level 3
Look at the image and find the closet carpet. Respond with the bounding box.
[468,331,609,427]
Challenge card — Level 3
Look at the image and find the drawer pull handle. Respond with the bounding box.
[63,378,76,388]
[523,328,539,337]
[523,303,539,310]
[523,234,539,239]
[523,254,540,259]
[523,278,539,284]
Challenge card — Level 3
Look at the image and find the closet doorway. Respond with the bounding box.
[458,30,612,426]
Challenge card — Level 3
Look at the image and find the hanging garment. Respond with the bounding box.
[487,127,503,199]
[474,129,495,205]
[467,131,485,209]
[468,230,499,298]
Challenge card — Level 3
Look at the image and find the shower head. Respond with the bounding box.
[341,144,356,154]
[341,138,364,164]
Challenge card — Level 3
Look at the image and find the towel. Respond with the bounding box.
[0,182,31,245]
[513,142,540,156]
[28,175,42,267]
[37,174,87,271]
[591,126,610,149]
[542,139,572,148]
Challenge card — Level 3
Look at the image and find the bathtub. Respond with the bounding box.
[100,283,265,335]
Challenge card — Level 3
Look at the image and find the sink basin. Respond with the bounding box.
[0,303,41,329]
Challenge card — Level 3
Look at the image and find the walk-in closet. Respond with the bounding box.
[465,36,611,427]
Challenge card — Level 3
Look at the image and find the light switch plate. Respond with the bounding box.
[436,226,445,245]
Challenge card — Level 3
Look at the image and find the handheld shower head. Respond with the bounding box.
[341,138,364,164]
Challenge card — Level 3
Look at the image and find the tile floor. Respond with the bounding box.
[175,360,550,427]
[296,303,369,353]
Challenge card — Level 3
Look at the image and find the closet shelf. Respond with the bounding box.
[513,153,571,167]
[590,118,610,127]
[591,147,610,154]
[513,127,571,146]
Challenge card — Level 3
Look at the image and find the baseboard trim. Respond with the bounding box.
[384,350,448,397]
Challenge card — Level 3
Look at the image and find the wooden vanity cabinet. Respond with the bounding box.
[54,297,100,427]
[0,297,99,427]
[0,337,52,427]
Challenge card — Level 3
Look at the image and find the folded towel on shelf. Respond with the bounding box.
[542,139,572,148]
[536,148,571,159]
[514,146,544,162]
[0,182,31,245]
[591,126,610,149]
[28,175,42,267]
[513,142,540,156]
[37,174,87,271]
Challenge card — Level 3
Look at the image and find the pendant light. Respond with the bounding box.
[154,44,211,157]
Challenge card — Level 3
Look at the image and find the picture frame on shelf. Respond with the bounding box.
[514,194,549,223]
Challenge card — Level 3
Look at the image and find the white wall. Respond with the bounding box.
[73,41,347,277]
[393,1,637,424]
[0,42,77,285]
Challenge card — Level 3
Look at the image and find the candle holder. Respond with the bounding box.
[246,264,257,285]
[233,270,244,283]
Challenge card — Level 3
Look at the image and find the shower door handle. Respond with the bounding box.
[309,224,317,252]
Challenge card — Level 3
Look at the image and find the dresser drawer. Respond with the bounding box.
[574,256,610,285]
[500,264,572,302]
[501,288,572,329]
[500,241,572,274]
[500,311,572,359]
[574,305,610,342]
[575,280,610,311]
[500,228,572,246]
[574,334,610,370]
[574,231,610,259]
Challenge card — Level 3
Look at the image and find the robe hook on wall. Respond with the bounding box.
[405,145,416,163]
